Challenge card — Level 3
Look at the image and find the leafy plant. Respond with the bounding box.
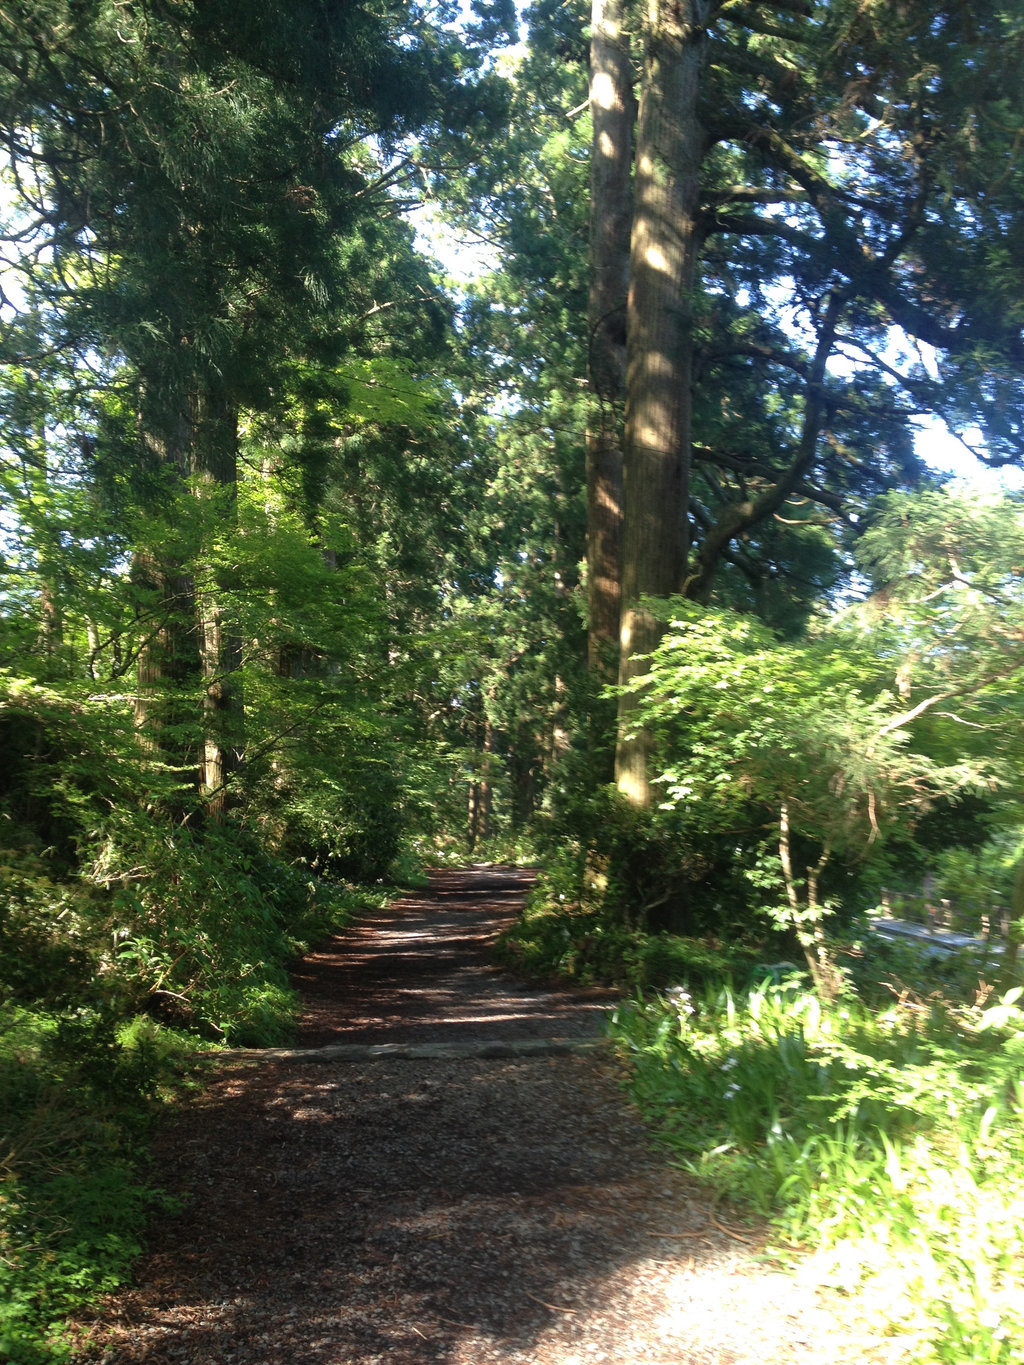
[0,1008,199,1364]
[610,978,1024,1362]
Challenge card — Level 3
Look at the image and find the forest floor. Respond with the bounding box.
[70,866,907,1365]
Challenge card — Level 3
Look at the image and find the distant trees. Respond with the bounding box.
[0,0,502,820]
[0,0,516,1042]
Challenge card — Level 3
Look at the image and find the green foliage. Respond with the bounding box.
[0,849,98,1009]
[0,1008,199,1365]
[925,833,1021,933]
[88,816,302,1044]
[256,746,406,884]
[498,857,766,989]
[610,979,1024,1362]
[0,672,375,1362]
[0,0,1023,1359]
[532,779,779,941]
[0,676,344,1044]
[621,529,1024,984]
[497,899,640,985]
[638,600,977,865]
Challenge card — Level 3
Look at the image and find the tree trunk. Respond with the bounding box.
[133,380,243,818]
[37,564,63,657]
[30,415,64,660]
[467,687,496,851]
[780,800,843,999]
[468,778,480,853]
[133,395,199,779]
[586,0,632,683]
[191,387,243,818]
[509,737,540,834]
[614,0,711,808]
[478,708,495,844]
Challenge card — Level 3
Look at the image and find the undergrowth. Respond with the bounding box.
[0,864,402,1365]
[0,1009,204,1364]
[608,977,1024,1363]
[496,870,767,989]
[0,815,408,1363]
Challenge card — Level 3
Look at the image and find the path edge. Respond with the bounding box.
[208,1036,610,1065]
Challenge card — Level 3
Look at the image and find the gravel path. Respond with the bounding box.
[70,866,904,1364]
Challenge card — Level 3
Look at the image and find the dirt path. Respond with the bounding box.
[289,865,614,1050]
[71,867,898,1365]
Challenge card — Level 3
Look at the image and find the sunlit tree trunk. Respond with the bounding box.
[780,800,843,1000]
[614,0,711,808]
[586,0,632,683]
[37,552,63,659]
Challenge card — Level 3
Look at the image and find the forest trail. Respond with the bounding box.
[71,867,896,1365]
[287,865,614,1054]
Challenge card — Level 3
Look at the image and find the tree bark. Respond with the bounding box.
[586,0,632,683]
[614,0,711,808]
[467,686,496,851]
[133,394,199,775]
[191,386,243,818]
[780,800,843,999]
[133,380,243,818]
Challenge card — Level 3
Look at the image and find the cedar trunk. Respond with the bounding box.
[133,381,243,818]
[586,0,632,683]
[192,387,243,818]
[614,0,710,808]
[133,396,199,777]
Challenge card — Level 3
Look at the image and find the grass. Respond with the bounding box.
[608,975,1024,1363]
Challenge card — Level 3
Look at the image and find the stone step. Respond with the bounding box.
[213,1036,607,1065]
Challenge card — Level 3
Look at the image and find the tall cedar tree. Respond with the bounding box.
[423,0,1022,833]
[609,0,1024,805]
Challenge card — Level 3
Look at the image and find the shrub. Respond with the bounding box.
[0,1008,198,1364]
[87,816,312,1044]
[498,867,766,989]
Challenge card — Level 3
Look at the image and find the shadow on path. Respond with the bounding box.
[70,867,876,1364]
[290,865,617,1048]
[74,1051,747,1364]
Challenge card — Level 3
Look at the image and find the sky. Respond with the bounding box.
[416,210,1022,495]
[914,420,1024,492]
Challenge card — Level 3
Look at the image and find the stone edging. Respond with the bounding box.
[209,1037,608,1065]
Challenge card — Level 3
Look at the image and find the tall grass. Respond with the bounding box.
[609,978,1024,1362]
